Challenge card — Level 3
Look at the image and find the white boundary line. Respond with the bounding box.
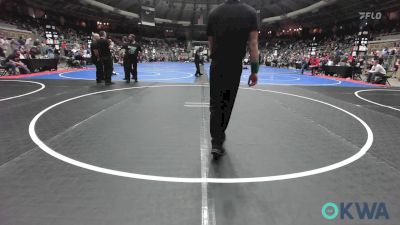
[354,89,400,112]
[0,80,45,102]
[29,84,373,183]
[241,79,342,86]
[59,71,93,80]
[184,105,210,108]
[200,85,215,225]
[241,74,301,81]
[185,102,210,105]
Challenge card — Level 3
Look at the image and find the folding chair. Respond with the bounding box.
[351,67,363,80]
[384,70,396,86]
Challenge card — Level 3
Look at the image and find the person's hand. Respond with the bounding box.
[248,73,258,87]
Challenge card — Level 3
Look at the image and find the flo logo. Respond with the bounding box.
[321,202,390,220]
[359,12,382,20]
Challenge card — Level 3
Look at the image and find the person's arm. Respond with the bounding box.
[368,65,375,73]
[248,31,259,86]
[247,9,259,87]
[8,57,19,65]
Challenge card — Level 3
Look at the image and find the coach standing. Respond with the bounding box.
[97,31,113,85]
[123,34,142,83]
[194,49,203,77]
[90,33,103,83]
[207,0,259,158]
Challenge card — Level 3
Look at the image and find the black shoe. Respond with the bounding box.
[134,80,138,83]
[105,82,114,85]
[211,147,225,160]
[199,74,203,76]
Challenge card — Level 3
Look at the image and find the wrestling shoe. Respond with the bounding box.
[211,147,225,160]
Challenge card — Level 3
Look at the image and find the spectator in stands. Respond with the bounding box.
[0,47,5,58]
[326,57,334,66]
[17,36,25,46]
[0,36,5,48]
[40,41,49,56]
[309,56,320,75]
[367,60,386,84]
[29,43,41,59]
[25,38,32,47]
[300,56,308,74]
[0,35,6,57]
[4,50,31,75]
[18,46,27,59]
[10,39,20,53]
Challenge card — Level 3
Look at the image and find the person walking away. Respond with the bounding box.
[207,0,259,159]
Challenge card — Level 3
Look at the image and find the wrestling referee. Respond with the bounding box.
[207,0,259,159]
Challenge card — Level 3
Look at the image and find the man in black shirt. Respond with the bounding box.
[5,50,30,75]
[122,34,142,83]
[90,33,103,83]
[194,49,203,77]
[207,0,259,159]
[97,31,113,85]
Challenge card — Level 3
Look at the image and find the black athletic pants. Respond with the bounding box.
[102,57,113,83]
[94,61,104,82]
[209,60,242,148]
[367,72,385,84]
[195,62,201,76]
[124,60,138,81]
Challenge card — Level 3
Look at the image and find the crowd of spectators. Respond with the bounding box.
[261,36,357,68]
[259,35,399,78]
[0,16,192,75]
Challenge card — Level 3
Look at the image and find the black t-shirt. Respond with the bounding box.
[29,46,40,58]
[195,52,200,63]
[123,42,142,61]
[207,0,258,62]
[90,42,98,61]
[96,38,111,59]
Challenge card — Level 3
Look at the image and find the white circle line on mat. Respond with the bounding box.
[0,80,45,102]
[29,85,373,183]
[355,89,400,112]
